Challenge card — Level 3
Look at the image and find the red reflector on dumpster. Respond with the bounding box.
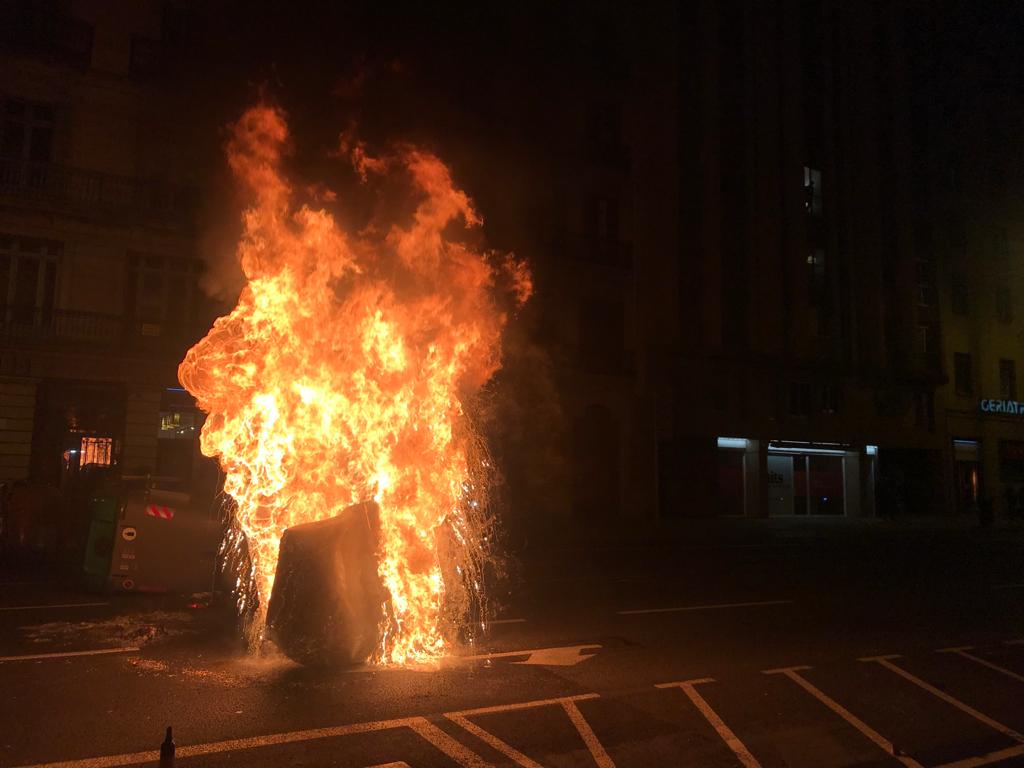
[145,505,175,520]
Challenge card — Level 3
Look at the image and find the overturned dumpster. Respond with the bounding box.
[265,501,387,666]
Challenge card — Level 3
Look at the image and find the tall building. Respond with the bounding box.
[0,1,209,500]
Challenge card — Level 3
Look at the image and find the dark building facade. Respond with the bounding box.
[501,1,1021,528]
[0,0,209,500]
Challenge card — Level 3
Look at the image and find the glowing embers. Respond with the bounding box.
[178,104,530,663]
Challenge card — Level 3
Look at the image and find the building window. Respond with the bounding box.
[1000,359,1017,401]
[951,271,968,315]
[915,259,936,307]
[125,252,199,331]
[915,324,931,355]
[954,352,973,396]
[592,197,619,242]
[996,285,1013,324]
[807,249,826,305]
[578,298,625,373]
[0,233,59,325]
[803,167,823,216]
[1,98,54,164]
[586,102,624,162]
[821,383,841,414]
[79,436,113,466]
[789,381,812,417]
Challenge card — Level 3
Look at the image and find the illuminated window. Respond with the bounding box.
[803,167,823,216]
[80,436,113,466]
[807,249,825,304]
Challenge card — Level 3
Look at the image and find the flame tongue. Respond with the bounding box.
[179,105,530,663]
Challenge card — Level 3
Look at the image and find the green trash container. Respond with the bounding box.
[82,492,120,590]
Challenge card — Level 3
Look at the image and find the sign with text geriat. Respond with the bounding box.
[979,398,1024,415]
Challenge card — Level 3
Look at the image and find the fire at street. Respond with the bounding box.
[2,1,1024,766]
[179,104,529,664]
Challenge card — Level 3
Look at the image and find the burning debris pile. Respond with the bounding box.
[179,105,530,664]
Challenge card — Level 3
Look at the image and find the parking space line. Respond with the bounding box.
[560,698,615,768]
[444,712,540,768]
[656,679,761,768]
[405,719,491,767]
[861,655,1024,742]
[938,647,1024,684]
[619,599,793,616]
[935,743,1024,768]
[12,716,489,768]
[445,694,603,768]
[0,647,139,663]
[763,665,923,768]
[0,602,108,612]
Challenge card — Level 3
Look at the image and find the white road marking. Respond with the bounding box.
[561,698,615,768]
[861,655,1024,742]
[12,715,489,768]
[1007,639,1024,646]
[0,602,108,612]
[934,743,1024,768]
[0,647,139,663]
[938,646,1024,684]
[455,644,600,667]
[445,694,606,768]
[657,679,761,768]
[619,599,793,615]
[992,583,1024,590]
[485,618,527,625]
[763,665,923,768]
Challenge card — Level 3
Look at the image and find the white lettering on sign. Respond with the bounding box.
[980,399,1024,415]
[121,527,137,542]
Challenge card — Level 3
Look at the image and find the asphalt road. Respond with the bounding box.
[2,521,1023,768]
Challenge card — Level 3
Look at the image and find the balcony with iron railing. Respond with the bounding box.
[0,306,206,359]
[0,158,198,229]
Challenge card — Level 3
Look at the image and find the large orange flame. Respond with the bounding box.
[179,105,530,663]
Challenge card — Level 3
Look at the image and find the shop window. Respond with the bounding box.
[1000,359,1017,400]
[715,449,744,516]
[803,166,823,216]
[808,455,844,515]
[954,352,972,396]
[996,285,1013,324]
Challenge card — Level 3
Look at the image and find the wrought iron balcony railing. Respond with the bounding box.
[0,306,204,358]
[0,158,197,228]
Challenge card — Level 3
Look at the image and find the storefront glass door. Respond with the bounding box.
[768,455,794,516]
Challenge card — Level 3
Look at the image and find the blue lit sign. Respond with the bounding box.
[979,399,1024,415]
